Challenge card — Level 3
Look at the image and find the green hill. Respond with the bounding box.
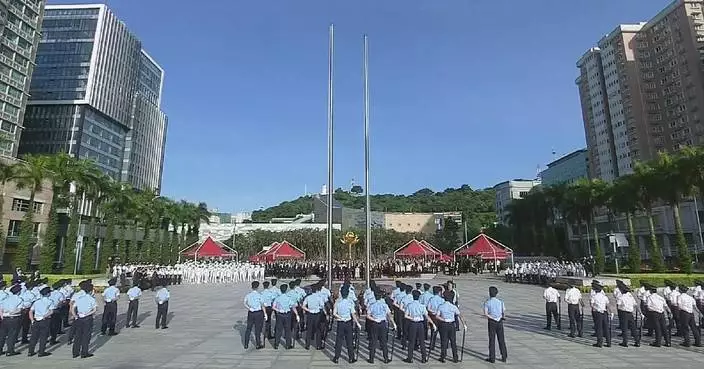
[250,185,497,230]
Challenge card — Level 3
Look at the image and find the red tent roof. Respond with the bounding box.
[419,240,442,255]
[394,239,436,258]
[259,240,305,261]
[454,233,512,260]
[181,236,237,258]
[438,254,453,262]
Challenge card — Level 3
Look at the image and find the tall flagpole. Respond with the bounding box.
[363,35,371,287]
[326,24,335,290]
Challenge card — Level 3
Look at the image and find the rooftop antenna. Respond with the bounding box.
[552,148,557,161]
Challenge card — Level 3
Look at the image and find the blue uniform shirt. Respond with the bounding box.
[285,290,298,304]
[340,286,357,302]
[368,299,390,322]
[102,286,120,303]
[320,286,331,301]
[272,293,295,313]
[127,286,142,301]
[0,290,8,302]
[71,290,86,303]
[437,301,460,322]
[260,288,272,307]
[74,294,97,318]
[49,290,65,309]
[303,292,325,313]
[427,295,444,314]
[0,295,23,317]
[363,288,375,306]
[484,297,504,321]
[404,300,427,322]
[31,296,53,321]
[419,291,433,306]
[392,288,401,303]
[400,293,414,310]
[245,291,263,312]
[20,289,36,309]
[155,288,170,304]
[334,297,355,322]
[294,287,306,302]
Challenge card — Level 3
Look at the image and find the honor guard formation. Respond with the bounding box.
[505,260,589,284]
[0,270,173,359]
[113,261,264,285]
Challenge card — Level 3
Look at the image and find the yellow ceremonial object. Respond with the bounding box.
[340,232,360,260]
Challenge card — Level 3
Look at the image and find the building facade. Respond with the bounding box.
[19,4,166,190]
[540,148,589,187]
[0,0,44,157]
[494,179,540,225]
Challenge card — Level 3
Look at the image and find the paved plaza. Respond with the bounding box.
[0,275,702,368]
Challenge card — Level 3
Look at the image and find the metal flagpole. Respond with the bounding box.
[363,35,371,288]
[326,24,335,290]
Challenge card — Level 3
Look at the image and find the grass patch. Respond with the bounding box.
[605,273,704,288]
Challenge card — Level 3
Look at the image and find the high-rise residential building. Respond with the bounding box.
[0,0,44,157]
[540,148,589,187]
[577,0,704,181]
[19,4,167,191]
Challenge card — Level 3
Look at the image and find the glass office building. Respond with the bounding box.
[0,0,44,157]
[20,4,166,190]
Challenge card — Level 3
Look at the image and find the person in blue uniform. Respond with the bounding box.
[403,290,436,363]
[67,279,90,345]
[484,286,507,363]
[427,286,444,351]
[60,279,73,330]
[155,281,170,329]
[48,282,65,345]
[272,284,298,349]
[419,283,432,340]
[125,282,142,328]
[244,281,266,349]
[293,279,306,333]
[367,289,396,364]
[302,283,325,350]
[28,286,53,357]
[264,280,281,339]
[0,284,24,356]
[101,278,120,335]
[332,285,361,364]
[399,285,414,349]
[391,281,404,340]
[19,280,36,344]
[437,290,467,363]
[72,282,97,359]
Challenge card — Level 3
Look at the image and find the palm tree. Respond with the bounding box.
[609,175,642,272]
[13,154,50,269]
[543,183,570,256]
[632,162,665,272]
[0,161,15,266]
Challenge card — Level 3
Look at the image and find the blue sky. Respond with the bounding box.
[51,0,670,212]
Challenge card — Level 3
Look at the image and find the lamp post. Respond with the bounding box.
[326,24,335,290]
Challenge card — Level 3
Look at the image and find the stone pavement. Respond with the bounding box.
[0,275,701,368]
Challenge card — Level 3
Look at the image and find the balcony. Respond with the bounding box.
[5,21,34,43]
[0,91,22,107]
[1,38,31,60]
[7,5,37,28]
[26,0,39,15]
[0,110,16,123]
[0,53,26,75]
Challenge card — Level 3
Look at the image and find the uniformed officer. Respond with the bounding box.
[67,280,89,345]
[543,285,561,330]
[590,283,611,348]
[125,282,142,328]
[72,282,97,358]
[155,281,170,329]
[286,281,301,340]
[264,280,280,339]
[391,281,404,340]
[437,290,464,363]
[60,279,73,330]
[615,284,639,347]
[664,279,680,336]
[564,282,583,338]
[19,280,36,344]
[28,286,52,357]
[0,284,24,356]
[399,285,414,349]
[419,283,432,340]
[302,283,325,350]
[676,284,702,347]
[332,285,361,364]
[293,279,306,333]
[646,285,670,347]
[484,286,507,364]
[367,289,396,364]
[102,278,120,336]
[48,282,65,345]
[427,286,444,351]
[244,281,266,349]
[272,284,298,349]
[403,290,435,363]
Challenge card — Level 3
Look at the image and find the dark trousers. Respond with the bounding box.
[49,311,62,342]
[264,306,274,338]
[61,303,70,328]
[439,321,458,361]
[594,311,610,346]
[72,315,93,357]
[545,302,559,329]
[0,316,20,353]
[393,306,402,339]
[650,311,670,346]
[126,300,139,327]
[155,302,168,328]
[568,304,579,336]
[297,306,305,331]
[368,320,389,361]
[274,312,292,348]
[20,309,30,341]
[488,319,507,362]
[429,315,440,350]
[680,311,702,346]
[406,320,427,361]
[669,305,680,334]
[641,303,653,334]
[334,320,354,360]
[101,302,117,334]
[619,311,639,345]
[28,319,50,354]
[244,310,264,348]
[304,312,322,349]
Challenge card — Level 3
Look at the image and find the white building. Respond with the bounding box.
[494,179,541,225]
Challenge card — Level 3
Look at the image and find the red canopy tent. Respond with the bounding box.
[259,240,305,261]
[438,254,453,262]
[180,236,238,261]
[394,239,439,260]
[419,240,443,257]
[249,242,279,262]
[454,233,513,264]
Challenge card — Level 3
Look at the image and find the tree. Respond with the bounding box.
[609,176,641,272]
[632,163,665,272]
[13,155,50,270]
[0,161,15,266]
[436,218,461,252]
[350,185,363,195]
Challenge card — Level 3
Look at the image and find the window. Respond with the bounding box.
[11,198,43,213]
[7,219,19,237]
